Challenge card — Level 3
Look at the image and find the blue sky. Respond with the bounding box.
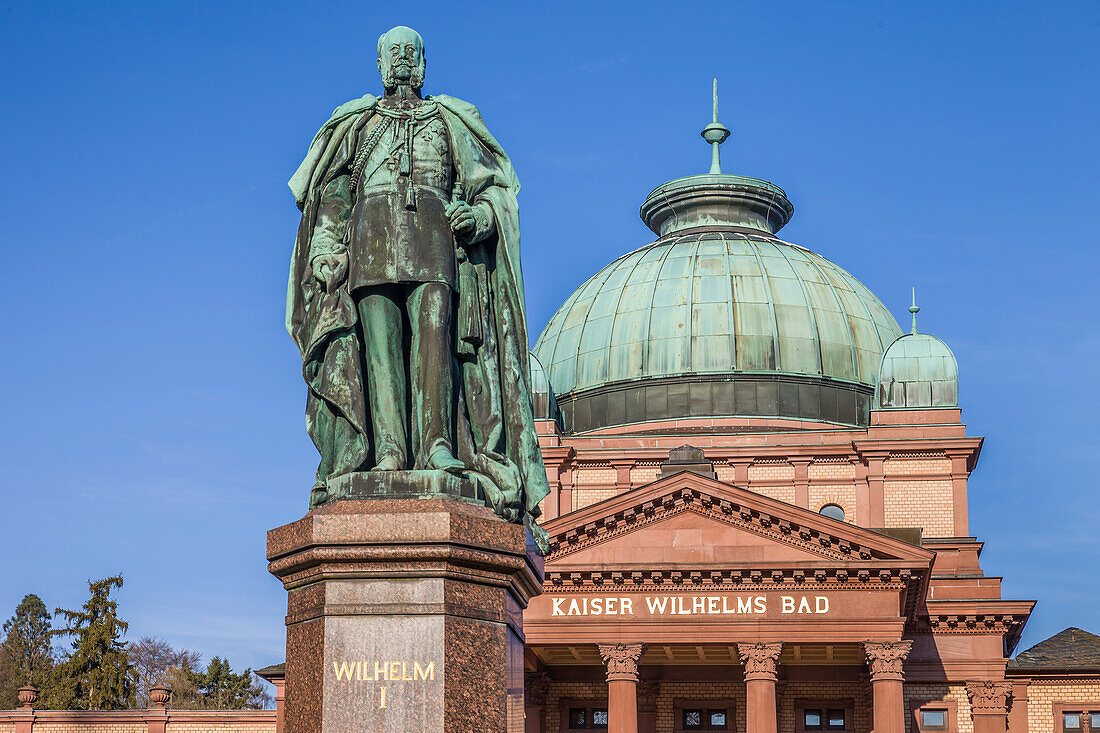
[1,1,1097,672]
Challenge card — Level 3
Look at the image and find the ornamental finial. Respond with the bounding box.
[701,78,731,174]
[909,287,920,335]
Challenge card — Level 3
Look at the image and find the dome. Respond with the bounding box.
[876,300,958,409]
[532,90,903,432]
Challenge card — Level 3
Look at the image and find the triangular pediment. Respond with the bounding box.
[545,471,933,573]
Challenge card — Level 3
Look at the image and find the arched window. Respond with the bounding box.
[819,504,845,522]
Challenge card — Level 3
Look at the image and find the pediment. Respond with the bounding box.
[545,471,933,572]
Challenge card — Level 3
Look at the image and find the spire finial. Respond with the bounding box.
[908,287,920,335]
[701,78,731,174]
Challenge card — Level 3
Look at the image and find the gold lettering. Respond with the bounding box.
[414,661,435,680]
[363,660,373,680]
[379,687,386,708]
[356,661,361,681]
[390,662,401,680]
[402,661,413,680]
[375,662,388,681]
[333,661,355,681]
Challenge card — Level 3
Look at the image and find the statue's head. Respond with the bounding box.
[377,26,425,91]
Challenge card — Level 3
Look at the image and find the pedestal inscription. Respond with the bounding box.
[268,499,542,733]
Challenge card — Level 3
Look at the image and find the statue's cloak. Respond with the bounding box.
[286,94,550,542]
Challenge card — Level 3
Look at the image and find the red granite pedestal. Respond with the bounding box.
[267,498,543,733]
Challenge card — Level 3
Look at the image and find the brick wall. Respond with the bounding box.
[1026,681,1100,733]
[575,468,616,485]
[0,713,275,733]
[33,725,145,733]
[545,681,607,732]
[883,457,951,476]
[808,485,857,522]
[884,479,954,535]
[631,465,661,484]
[749,464,795,482]
[809,463,857,481]
[902,683,973,733]
[751,485,797,505]
[780,681,872,733]
[573,488,617,511]
[654,681,745,733]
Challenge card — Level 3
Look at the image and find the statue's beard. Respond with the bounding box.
[381,62,425,91]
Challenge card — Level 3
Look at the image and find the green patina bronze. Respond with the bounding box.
[286,26,549,550]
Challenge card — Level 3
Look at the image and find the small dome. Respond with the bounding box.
[876,330,959,409]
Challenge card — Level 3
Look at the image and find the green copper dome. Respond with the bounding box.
[875,298,958,409]
[532,89,903,432]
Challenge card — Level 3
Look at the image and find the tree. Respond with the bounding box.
[0,594,56,708]
[128,637,200,708]
[52,576,137,710]
[186,657,269,710]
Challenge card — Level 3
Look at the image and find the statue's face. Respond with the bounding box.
[378,27,425,90]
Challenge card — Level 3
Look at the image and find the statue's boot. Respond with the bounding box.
[428,448,465,475]
[373,455,404,471]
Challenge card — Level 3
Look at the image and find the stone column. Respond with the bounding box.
[738,643,783,733]
[637,681,660,733]
[598,643,644,733]
[524,672,550,733]
[967,681,1013,733]
[863,641,912,733]
[268,499,543,733]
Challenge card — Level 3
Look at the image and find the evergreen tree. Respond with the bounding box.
[186,657,268,710]
[52,576,137,710]
[0,594,55,708]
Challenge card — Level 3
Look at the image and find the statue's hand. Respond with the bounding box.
[312,251,348,293]
[446,201,478,240]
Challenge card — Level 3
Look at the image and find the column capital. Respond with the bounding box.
[598,643,645,682]
[862,640,912,681]
[737,642,783,681]
[966,681,1013,715]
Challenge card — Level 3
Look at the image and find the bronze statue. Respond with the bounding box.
[286,26,549,547]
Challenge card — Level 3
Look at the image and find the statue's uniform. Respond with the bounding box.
[311,99,489,467]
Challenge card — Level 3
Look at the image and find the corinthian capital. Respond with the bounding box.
[598,643,645,682]
[862,640,913,681]
[966,681,1013,715]
[737,642,783,681]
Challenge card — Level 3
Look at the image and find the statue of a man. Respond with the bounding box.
[285,26,549,545]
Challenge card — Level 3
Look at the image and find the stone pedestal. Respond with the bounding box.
[268,498,543,733]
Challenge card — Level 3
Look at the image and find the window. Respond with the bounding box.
[799,702,854,733]
[566,705,608,730]
[675,700,734,733]
[804,709,846,731]
[820,504,845,521]
[921,710,948,730]
[1052,704,1100,733]
[1064,713,1083,732]
[681,709,728,730]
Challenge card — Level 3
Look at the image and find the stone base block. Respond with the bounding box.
[267,499,543,733]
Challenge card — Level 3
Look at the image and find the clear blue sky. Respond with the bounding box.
[1,1,1097,672]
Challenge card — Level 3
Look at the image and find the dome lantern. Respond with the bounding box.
[875,290,959,409]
